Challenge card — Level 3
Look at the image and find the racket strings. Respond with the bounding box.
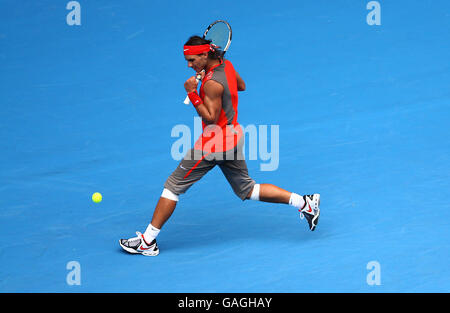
[204,22,231,53]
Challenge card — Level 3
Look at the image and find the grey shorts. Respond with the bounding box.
[164,145,255,201]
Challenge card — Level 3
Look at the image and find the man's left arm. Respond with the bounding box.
[236,71,246,91]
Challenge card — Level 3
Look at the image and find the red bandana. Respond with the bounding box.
[183,44,211,55]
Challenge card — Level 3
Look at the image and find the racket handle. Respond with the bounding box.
[184,72,203,105]
[183,95,191,105]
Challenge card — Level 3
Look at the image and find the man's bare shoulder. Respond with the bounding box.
[203,79,224,96]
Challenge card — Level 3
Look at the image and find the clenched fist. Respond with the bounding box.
[184,76,199,93]
[184,71,205,93]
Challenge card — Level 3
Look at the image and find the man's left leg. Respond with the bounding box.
[246,184,321,231]
[247,183,291,204]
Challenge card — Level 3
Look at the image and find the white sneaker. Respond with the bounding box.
[119,231,159,256]
[299,194,320,231]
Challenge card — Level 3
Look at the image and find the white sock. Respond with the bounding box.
[143,224,160,244]
[289,193,305,209]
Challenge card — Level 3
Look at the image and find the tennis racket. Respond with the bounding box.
[184,20,232,105]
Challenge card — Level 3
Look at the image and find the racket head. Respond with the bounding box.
[203,20,232,57]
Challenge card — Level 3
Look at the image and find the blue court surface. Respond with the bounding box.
[1,0,449,293]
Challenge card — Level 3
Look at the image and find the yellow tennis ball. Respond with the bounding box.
[92,192,102,203]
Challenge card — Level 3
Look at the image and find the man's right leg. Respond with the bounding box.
[118,189,179,256]
[150,196,178,230]
[119,149,215,256]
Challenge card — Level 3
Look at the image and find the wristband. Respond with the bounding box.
[188,91,203,107]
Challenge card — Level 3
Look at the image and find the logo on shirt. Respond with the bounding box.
[205,72,213,81]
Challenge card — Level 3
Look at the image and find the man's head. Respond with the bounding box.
[183,36,221,72]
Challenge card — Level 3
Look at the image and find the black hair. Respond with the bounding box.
[184,35,222,60]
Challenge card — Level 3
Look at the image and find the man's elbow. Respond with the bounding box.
[203,118,216,125]
[238,83,246,91]
[202,114,219,125]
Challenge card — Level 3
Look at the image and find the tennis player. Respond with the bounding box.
[119,36,321,256]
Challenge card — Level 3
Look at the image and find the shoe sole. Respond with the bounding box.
[310,194,321,231]
[119,240,160,256]
[310,209,320,231]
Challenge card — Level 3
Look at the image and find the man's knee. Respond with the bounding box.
[247,183,260,200]
[234,182,257,201]
[245,188,253,200]
[161,188,179,202]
